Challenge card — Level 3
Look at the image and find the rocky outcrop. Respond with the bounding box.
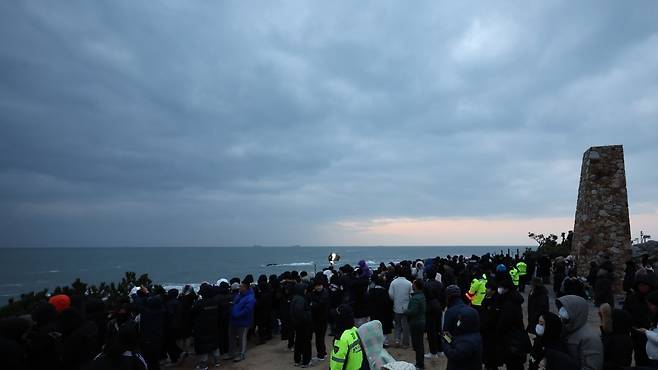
[572,145,631,293]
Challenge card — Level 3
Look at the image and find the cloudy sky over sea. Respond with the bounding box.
[1,1,657,247]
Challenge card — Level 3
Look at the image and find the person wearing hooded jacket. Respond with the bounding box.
[388,268,412,347]
[495,278,529,370]
[623,271,657,366]
[527,277,549,335]
[228,282,256,362]
[192,284,221,369]
[215,281,233,356]
[441,302,482,370]
[556,295,604,370]
[290,283,312,367]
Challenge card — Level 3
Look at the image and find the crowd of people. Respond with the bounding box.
[2,250,658,370]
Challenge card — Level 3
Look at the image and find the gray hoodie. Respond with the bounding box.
[557,295,603,370]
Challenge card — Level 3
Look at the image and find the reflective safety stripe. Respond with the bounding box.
[348,340,360,350]
[331,356,345,363]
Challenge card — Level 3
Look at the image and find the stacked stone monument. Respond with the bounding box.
[572,145,631,293]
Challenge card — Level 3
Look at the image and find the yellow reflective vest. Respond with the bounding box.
[467,274,487,306]
[330,327,363,370]
[509,267,520,286]
[516,261,527,276]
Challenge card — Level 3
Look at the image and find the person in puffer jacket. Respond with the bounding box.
[228,282,255,362]
[441,302,482,370]
[290,283,312,367]
[556,295,603,370]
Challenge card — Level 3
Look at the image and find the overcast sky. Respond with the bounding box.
[1,1,657,247]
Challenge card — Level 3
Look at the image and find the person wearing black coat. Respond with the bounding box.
[527,278,549,335]
[442,302,482,370]
[163,289,183,365]
[269,274,281,336]
[528,312,565,370]
[594,262,615,307]
[279,277,296,350]
[215,282,233,356]
[309,276,329,360]
[424,270,445,358]
[192,285,220,367]
[25,302,59,370]
[623,261,636,293]
[138,296,165,370]
[370,275,394,347]
[480,281,500,370]
[622,272,657,366]
[254,275,273,344]
[600,305,633,370]
[327,274,344,337]
[290,283,312,367]
[495,279,529,370]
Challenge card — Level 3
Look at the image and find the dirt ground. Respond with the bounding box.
[168,285,603,369]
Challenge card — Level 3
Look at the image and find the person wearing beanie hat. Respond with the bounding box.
[48,294,71,313]
[444,285,467,335]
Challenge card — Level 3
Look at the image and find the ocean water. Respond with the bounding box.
[0,246,527,304]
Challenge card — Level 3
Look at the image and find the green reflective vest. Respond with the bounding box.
[468,274,487,306]
[330,327,363,370]
[516,261,527,275]
[509,267,520,286]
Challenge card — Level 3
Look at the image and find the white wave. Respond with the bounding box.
[0,283,23,287]
[260,261,315,267]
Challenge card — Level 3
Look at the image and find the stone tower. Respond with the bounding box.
[572,145,631,293]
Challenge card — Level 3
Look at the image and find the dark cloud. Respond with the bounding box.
[1,0,657,246]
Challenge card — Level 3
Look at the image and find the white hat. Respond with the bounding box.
[216,278,229,286]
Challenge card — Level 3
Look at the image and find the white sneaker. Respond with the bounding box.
[423,353,439,359]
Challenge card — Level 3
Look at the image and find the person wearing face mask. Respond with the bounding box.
[495,278,530,370]
[527,278,549,335]
[556,295,604,370]
[528,312,565,370]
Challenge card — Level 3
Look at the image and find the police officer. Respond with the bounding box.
[330,304,364,370]
[516,260,527,293]
[466,271,487,311]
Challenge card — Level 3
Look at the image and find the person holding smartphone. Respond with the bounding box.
[441,304,482,370]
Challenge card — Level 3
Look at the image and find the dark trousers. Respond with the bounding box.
[294,324,312,365]
[141,339,162,370]
[314,320,327,357]
[426,313,442,354]
[632,331,650,366]
[410,325,425,369]
[164,329,182,362]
